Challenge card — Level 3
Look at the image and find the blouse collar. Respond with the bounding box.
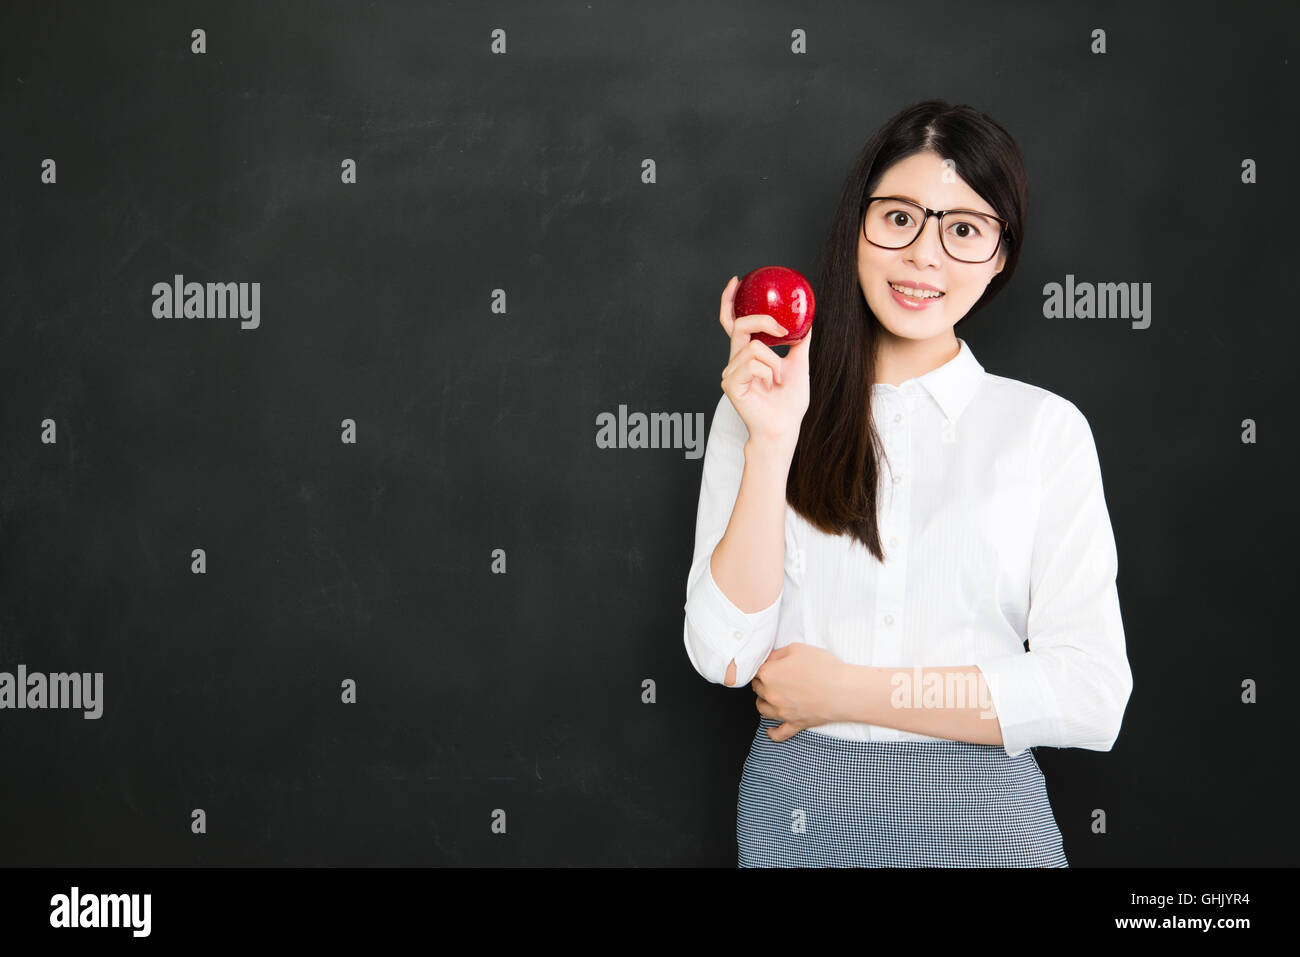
[872,337,986,424]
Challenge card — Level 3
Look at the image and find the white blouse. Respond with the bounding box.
[682,337,1133,758]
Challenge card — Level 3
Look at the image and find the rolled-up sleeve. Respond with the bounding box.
[972,397,1134,758]
[682,394,784,687]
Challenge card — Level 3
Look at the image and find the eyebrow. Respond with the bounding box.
[888,194,992,215]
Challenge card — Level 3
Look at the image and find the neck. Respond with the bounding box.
[873,331,960,387]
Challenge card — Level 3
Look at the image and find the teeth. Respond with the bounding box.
[889,282,943,299]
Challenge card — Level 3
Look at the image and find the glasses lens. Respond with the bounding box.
[863,198,1002,263]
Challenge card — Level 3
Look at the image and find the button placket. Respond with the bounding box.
[784,510,806,586]
[873,395,910,682]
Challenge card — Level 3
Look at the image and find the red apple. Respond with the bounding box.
[734,266,815,346]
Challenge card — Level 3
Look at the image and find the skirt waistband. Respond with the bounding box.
[738,717,1067,867]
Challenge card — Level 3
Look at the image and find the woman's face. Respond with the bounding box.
[857,150,1007,343]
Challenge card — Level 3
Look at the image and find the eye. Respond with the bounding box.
[948,219,982,238]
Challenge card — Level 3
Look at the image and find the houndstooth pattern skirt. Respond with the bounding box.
[738,716,1069,867]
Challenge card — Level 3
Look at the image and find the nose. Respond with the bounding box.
[906,214,945,269]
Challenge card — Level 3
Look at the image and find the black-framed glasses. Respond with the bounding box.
[859,195,1010,264]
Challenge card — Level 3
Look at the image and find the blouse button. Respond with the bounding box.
[889,537,899,548]
[883,615,895,626]
[732,630,743,642]
[893,413,902,423]
[892,475,903,485]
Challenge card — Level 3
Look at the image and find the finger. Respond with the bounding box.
[769,722,799,742]
[728,314,776,361]
[758,314,790,340]
[730,314,787,359]
[718,275,740,338]
[745,357,774,391]
[792,322,811,349]
[721,357,773,394]
[741,339,785,387]
[787,324,812,366]
[724,342,780,389]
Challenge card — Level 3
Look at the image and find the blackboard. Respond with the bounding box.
[2,0,1296,871]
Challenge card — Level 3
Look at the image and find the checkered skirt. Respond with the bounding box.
[738,716,1069,867]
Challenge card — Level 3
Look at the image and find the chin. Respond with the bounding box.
[874,314,956,343]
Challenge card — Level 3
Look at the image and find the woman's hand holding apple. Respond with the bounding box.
[718,275,812,454]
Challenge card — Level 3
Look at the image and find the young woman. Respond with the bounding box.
[682,99,1134,867]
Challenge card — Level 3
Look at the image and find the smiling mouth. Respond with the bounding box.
[887,281,945,300]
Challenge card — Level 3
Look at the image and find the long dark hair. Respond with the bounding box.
[786,99,1029,562]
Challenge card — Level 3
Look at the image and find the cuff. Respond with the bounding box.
[682,561,782,687]
[971,650,1066,758]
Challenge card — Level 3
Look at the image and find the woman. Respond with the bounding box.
[681,99,1134,867]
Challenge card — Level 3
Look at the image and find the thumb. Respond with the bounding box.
[790,325,812,362]
[768,722,798,743]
